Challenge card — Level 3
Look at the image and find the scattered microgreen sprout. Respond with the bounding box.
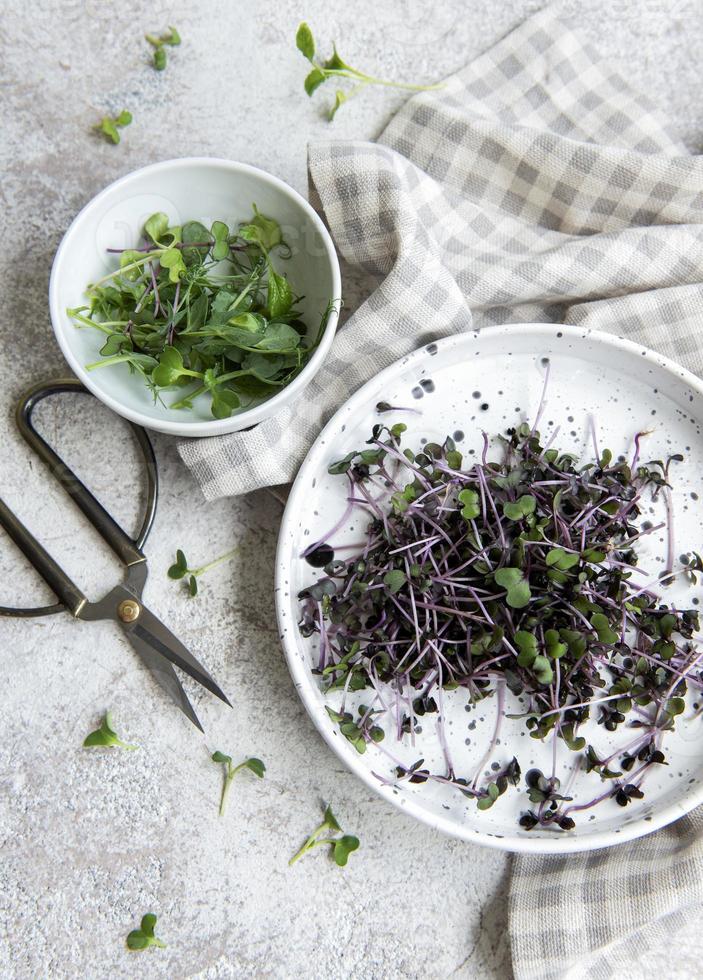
[95,110,132,144]
[126,913,166,951]
[298,399,701,830]
[289,805,360,867]
[83,711,137,750]
[68,209,337,419]
[146,25,181,70]
[211,751,265,816]
[295,22,444,120]
[168,546,240,596]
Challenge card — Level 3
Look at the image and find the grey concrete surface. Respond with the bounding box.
[0,1,701,977]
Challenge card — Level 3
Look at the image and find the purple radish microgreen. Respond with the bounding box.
[298,416,700,830]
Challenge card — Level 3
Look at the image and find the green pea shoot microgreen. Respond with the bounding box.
[211,751,266,816]
[126,913,166,951]
[295,22,444,120]
[95,110,132,144]
[168,545,240,596]
[289,805,360,867]
[145,26,181,71]
[83,711,137,750]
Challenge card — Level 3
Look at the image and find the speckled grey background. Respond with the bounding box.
[1,1,701,978]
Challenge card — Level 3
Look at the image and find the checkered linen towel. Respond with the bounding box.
[180,6,703,977]
[179,5,703,499]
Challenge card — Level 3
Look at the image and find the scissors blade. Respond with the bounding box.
[126,632,204,732]
[127,604,232,707]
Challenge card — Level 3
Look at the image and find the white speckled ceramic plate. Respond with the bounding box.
[275,325,703,853]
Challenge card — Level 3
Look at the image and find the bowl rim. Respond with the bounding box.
[48,156,341,437]
[275,323,703,854]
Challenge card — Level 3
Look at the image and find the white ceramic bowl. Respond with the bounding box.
[49,158,341,436]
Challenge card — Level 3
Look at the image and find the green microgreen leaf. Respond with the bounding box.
[126,913,166,951]
[545,548,580,571]
[296,22,315,60]
[167,545,240,596]
[289,804,359,868]
[294,22,444,120]
[239,205,282,251]
[95,110,132,144]
[383,570,407,594]
[266,263,293,318]
[211,750,266,816]
[83,711,137,750]
[494,567,531,608]
[458,488,480,521]
[167,549,188,579]
[332,835,360,866]
[591,612,619,645]
[503,495,536,521]
[514,630,537,667]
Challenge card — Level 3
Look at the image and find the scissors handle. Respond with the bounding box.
[0,498,86,615]
[16,379,157,568]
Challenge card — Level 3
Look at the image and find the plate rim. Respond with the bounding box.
[275,323,703,853]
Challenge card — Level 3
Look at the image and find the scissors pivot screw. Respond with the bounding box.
[117,599,141,623]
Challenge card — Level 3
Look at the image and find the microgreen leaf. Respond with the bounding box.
[296,22,315,60]
[83,711,137,750]
[333,835,360,866]
[294,22,443,119]
[212,750,266,815]
[304,67,326,96]
[210,220,230,261]
[95,110,132,144]
[126,913,166,951]
[494,567,531,608]
[591,612,619,645]
[168,549,188,579]
[289,804,358,868]
[167,545,240,596]
[503,495,536,521]
[211,387,241,420]
[383,570,407,594]
[239,205,282,251]
[266,264,293,318]
[546,548,580,571]
[458,488,480,521]
[159,247,187,283]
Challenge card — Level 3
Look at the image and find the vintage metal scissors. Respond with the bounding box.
[0,379,231,731]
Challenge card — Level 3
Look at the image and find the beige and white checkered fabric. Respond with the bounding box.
[180,6,703,500]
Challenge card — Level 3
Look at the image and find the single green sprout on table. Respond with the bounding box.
[145,25,181,71]
[95,110,132,144]
[126,913,166,951]
[168,546,240,597]
[211,751,266,816]
[83,711,138,750]
[289,805,360,867]
[295,21,444,120]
